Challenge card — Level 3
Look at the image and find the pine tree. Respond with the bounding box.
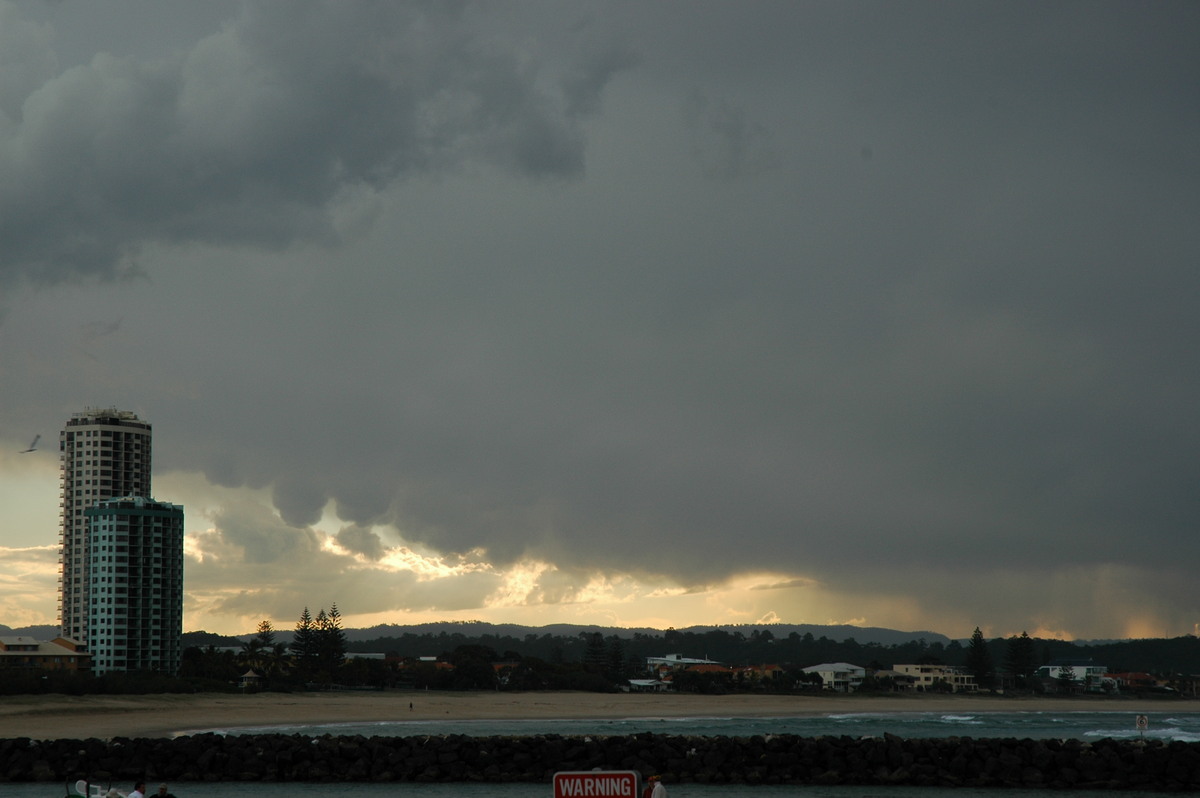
[606,636,627,683]
[582,632,607,673]
[327,604,347,656]
[1004,631,1037,688]
[254,619,276,649]
[313,608,331,682]
[312,605,347,682]
[322,603,348,678]
[291,607,317,678]
[965,627,993,690]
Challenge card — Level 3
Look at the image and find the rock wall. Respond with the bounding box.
[4,732,1200,791]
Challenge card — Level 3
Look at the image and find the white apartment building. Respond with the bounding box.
[59,409,153,645]
[85,496,184,675]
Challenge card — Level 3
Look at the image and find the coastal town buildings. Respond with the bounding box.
[84,496,185,675]
[59,408,153,644]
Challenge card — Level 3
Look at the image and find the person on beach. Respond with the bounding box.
[156,783,177,798]
[129,782,146,798]
[645,774,666,798]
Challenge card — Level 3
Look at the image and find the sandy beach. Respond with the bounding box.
[0,691,1144,741]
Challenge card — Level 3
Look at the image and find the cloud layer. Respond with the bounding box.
[1,1,1197,639]
[0,2,626,286]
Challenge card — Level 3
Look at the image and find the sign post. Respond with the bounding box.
[553,770,641,798]
[1135,714,1149,740]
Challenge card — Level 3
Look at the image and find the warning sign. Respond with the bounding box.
[553,770,640,798]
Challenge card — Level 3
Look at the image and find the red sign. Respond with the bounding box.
[553,770,640,798]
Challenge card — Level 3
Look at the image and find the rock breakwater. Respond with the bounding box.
[3,733,1199,791]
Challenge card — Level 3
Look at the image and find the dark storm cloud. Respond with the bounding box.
[0,1,628,287]
[336,525,385,561]
[6,1,1200,636]
[305,1,1198,587]
[212,499,320,564]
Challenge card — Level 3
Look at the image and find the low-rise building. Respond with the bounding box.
[802,662,866,692]
[0,636,91,670]
[1036,659,1110,693]
[736,663,784,684]
[893,663,978,692]
[1108,671,1155,692]
[870,668,919,692]
[645,653,722,672]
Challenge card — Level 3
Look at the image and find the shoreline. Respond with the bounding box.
[0,690,1179,740]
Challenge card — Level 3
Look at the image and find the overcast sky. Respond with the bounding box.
[1,0,1197,641]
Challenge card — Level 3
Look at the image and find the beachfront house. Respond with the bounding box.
[645,653,723,679]
[1036,659,1111,694]
[802,662,866,692]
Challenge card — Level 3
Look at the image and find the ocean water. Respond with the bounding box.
[17,709,1199,798]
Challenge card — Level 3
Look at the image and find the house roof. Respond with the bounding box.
[0,637,88,658]
[686,663,732,674]
[646,654,722,666]
[802,662,865,673]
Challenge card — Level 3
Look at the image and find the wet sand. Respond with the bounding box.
[0,691,1140,740]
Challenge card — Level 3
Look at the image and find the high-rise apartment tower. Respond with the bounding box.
[59,408,152,642]
[85,497,184,675]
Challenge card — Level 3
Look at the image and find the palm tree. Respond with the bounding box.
[238,637,267,676]
[266,641,291,680]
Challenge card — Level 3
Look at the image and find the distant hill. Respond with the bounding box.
[0,621,945,648]
[314,621,949,647]
[683,624,950,647]
[180,630,244,648]
[1,624,61,639]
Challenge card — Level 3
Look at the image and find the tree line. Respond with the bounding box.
[328,625,1200,677]
[180,604,352,688]
[4,615,1197,696]
[177,621,1200,695]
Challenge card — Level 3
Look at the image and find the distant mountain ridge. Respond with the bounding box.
[0,624,60,639]
[334,621,951,647]
[2,620,949,646]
